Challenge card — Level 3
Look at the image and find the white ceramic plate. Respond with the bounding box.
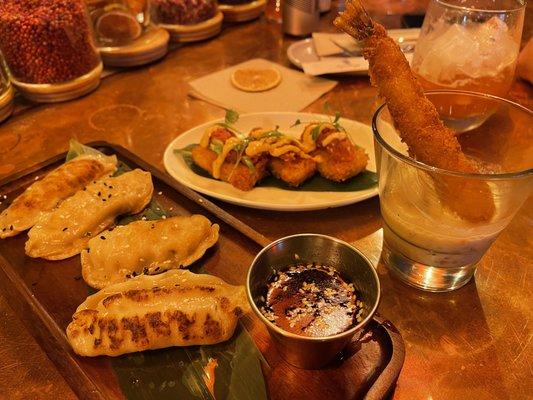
[163,112,378,211]
[287,39,320,68]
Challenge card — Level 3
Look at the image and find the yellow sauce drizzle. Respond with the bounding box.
[321,131,347,147]
[204,122,345,176]
[300,122,341,152]
[200,126,225,148]
[212,137,240,179]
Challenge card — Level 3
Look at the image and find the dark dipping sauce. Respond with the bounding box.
[260,263,363,337]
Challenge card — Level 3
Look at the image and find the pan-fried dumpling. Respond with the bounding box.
[66,270,248,357]
[81,215,220,289]
[25,169,153,260]
[0,154,117,239]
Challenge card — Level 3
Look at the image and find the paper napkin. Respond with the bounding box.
[188,58,337,112]
[312,33,351,57]
[303,53,414,76]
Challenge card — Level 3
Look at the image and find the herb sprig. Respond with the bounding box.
[215,109,245,137]
[292,103,347,142]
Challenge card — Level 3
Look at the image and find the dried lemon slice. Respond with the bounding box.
[230,68,282,92]
[96,10,142,43]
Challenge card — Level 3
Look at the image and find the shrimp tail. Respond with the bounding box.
[334,0,495,223]
[333,0,375,40]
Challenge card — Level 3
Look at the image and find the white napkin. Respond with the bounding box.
[313,29,420,57]
[303,53,414,76]
[189,58,337,112]
[312,33,353,57]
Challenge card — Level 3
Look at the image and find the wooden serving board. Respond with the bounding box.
[0,142,404,400]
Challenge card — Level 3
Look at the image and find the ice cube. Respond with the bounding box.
[415,17,519,84]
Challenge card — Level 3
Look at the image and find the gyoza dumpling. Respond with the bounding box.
[81,215,220,289]
[0,154,117,239]
[25,169,153,260]
[66,269,248,357]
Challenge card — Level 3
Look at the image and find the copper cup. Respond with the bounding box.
[247,234,381,369]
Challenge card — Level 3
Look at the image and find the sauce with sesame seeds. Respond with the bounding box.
[261,264,362,337]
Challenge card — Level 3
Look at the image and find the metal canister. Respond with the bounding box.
[282,0,319,37]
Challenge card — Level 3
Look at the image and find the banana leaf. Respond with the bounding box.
[67,140,269,400]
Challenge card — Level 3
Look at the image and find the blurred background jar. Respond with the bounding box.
[411,0,526,98]
[87,0,150,46]
[151,0,219,25]
[0,0,102,103]
[151,0,222,43]
[0,55,14,124]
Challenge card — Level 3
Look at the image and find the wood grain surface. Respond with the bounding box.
[0,1,531,399]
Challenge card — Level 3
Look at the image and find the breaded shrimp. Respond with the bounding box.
[334,0,495,222]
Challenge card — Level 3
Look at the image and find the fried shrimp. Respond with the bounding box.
[334,0,495,222]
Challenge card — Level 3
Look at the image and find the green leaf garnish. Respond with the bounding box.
[209,139,224,155]
[65,139,109,162]
[225,109,239,125]
[323,101,332,114]
[291,119,301,127]
[241,156,255,172]
[311,125,321,141]
[333,112,341,124]
[233,140,247,153]
[260,129,282,139]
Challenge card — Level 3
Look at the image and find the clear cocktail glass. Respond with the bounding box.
[372,91,532,292]
[412,0,525,98]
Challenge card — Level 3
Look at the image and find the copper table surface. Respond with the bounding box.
[0,1,532,399]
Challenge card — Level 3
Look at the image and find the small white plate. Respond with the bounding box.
[287,38,320,68]
[287,39,368,76]
[163,112,378,211]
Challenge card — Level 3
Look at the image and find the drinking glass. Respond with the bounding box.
[372,91,533,292]
[412,0,525,98]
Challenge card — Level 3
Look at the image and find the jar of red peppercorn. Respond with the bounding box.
[87,0,170,67]
[0,58,14,123]
[151,0,223,43]
[0,0,103,103]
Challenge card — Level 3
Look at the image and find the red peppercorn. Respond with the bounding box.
[151,0,218,25]
[0,0,101,84]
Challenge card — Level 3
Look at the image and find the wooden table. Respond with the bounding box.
[0,1,531,399]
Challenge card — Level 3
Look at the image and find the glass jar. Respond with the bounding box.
[0,56,14,123]
[151,0,222,43]
[151,0,219,26]
[0,0,102,102]
[87,0,150,47]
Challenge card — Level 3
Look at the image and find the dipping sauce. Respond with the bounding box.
[260,263,363,337]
